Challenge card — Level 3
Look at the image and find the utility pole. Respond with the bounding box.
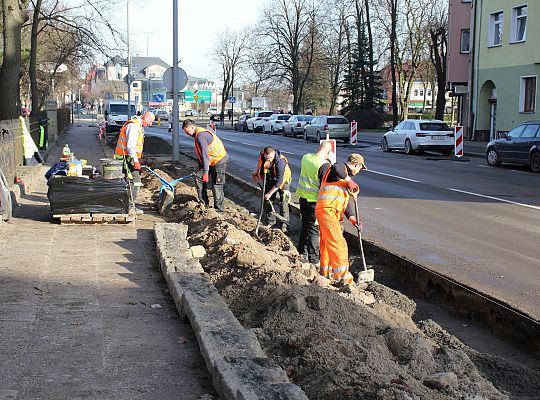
[172,0,179,161]
[127,0,132,119]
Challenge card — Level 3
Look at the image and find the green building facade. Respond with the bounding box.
[473,1,539,140]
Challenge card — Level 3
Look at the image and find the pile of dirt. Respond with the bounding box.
[138,162,539,400]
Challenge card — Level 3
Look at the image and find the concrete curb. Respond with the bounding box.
[154,222,308,400]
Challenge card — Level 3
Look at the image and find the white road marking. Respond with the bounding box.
[367,170,421,183]
[447,188,540,211]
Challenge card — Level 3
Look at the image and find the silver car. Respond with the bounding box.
[303,115,350,142]
[283,115,314,138]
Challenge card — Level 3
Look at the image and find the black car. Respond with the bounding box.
[234,114,251,132]
[486,121,540,172]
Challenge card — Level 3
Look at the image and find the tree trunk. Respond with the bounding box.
[430,26,447,121]
[364,0,375,108]
[0,0,29,120]
[389,0,399,126]
[29,0,43,115]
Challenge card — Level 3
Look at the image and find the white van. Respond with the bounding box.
[104,100,137,133]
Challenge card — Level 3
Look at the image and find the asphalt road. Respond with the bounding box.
[145,125,540,321]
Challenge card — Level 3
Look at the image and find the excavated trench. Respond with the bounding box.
[137,147,539,400]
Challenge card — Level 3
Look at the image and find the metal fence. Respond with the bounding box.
[0,119,24,184]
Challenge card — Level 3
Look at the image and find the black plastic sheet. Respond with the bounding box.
[47,176,129,214]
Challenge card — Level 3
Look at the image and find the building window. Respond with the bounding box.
[427,90,432,97]
[520,76,536,113]
[511,5,527,43]
[419,90,424,97]
[489,11,504,47]
[460,29,470,53]
[413,89,418,96]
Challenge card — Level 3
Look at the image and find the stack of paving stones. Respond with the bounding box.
[154,223,308,400]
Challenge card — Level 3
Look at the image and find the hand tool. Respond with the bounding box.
[352,194,374,284]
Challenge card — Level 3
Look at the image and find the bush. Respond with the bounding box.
[345,109,392,129]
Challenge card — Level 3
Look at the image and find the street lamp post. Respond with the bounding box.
[127,0,132,119]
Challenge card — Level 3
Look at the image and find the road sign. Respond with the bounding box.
[252,97,266,109]
[123,73,136,85]
[228,96,236,103]
[320,135,337,164]
[350,120,358,145]
[193,95,199,101]
[182,90,212,102]
[153,93,165,102]
[162,67,188,92]
[454,126,463,157]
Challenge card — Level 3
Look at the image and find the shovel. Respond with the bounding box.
[353,196,374,284]
[255,171,267,236]
[142,166,195,213]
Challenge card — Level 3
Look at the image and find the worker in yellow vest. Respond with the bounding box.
[316,153,367,286]
[251,146,292,233]
[115,111,155,211]
[182,118,229,212]
[296,141,333,264]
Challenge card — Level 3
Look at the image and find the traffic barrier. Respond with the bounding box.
[454,126,463,157]
[350,120,357,145]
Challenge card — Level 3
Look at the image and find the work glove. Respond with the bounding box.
[202,172,209,183]
[347,179,359,193]
[251,171,260,181]
[349,216,363,232]
[133,161,141,170]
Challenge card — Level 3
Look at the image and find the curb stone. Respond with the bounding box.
[154,222,309,400]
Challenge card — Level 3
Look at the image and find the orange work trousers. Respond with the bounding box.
[315,207,354,285]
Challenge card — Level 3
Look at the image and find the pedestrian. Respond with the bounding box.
[114,111,155,214]
[315,153,367,286]
[219,111,225,126]
[182,118,229,212]
[251,146,292,233]
[228,109,233,121]
[296,141,333,265]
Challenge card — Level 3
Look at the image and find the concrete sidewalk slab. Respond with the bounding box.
[0,120,216,399]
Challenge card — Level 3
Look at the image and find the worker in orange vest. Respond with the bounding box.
[251,146,292,233]
[182,118,229,212]
[115,111,155,212]
[316,153,367,286]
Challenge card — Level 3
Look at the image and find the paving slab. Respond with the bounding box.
[0,120,216,399]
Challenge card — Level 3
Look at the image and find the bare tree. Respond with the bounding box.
[429,6,447,120]
[213,28,248,117]
[259,0,317,114]
[0,0,29,119]
[26,0,120,115]
[321,0,348,114]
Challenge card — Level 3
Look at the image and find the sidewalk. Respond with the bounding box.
[0,119,216,399]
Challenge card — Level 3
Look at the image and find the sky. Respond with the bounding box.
[113,0,264,83]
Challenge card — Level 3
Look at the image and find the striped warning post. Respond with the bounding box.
[454,126,463,157]
[350,120,357,145]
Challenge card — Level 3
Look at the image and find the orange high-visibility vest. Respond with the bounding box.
[257,152,292,189]
[193,127,227,166]
[115,119,144,159]
[316,168,349,214]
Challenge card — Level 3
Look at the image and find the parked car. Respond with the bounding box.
[234,114,251,131]
[304,115,350,142]
[283,115,314,137]
[207,107,219,116]
[246,110,274,132]
[381,119,454,155]
[185,109,198,117]
[485,121,540,172]
[155,109,169,123]
[263,114,291,134]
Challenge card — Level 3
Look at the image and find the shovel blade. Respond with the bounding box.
[159,188,174,215]
[357,268,374,284]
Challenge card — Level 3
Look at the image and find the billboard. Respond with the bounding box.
[251,97,267,109]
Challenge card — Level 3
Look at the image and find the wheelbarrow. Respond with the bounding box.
[142,166,195,213]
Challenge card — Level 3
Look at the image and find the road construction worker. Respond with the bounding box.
[115,111,155,213]
[296,141,333,264]
[316,153,367,286]
[251,147,292,233]
[182,118,229,212]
